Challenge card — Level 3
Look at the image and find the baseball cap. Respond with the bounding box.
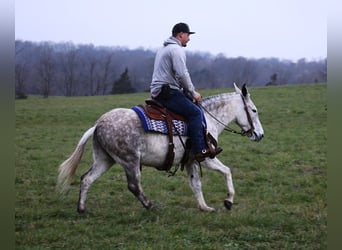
[172,23,196,36]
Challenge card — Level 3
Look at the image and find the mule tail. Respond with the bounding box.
[57,126,96,193]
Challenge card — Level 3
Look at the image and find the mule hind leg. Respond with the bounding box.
[77,140,114,213]
[122,159,154,209]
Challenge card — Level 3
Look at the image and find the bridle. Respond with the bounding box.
[200,94,255,137]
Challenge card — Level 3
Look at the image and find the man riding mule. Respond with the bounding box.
[150,22,222,162]
[57,82,264,212]
[57,23,265,213]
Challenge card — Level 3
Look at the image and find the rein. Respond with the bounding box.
[200,94,254,137]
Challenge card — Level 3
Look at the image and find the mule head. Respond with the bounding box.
[234,83,264,142]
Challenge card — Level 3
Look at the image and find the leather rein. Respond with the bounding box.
[200,94,255,137]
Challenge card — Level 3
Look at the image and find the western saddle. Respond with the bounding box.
[139,99,219,172]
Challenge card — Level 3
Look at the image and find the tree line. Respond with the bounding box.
[15,40,327,98]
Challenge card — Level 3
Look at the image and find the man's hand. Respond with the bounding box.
[193,91,202,104]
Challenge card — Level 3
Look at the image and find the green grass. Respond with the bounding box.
[15,84,327,249]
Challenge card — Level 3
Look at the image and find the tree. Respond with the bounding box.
[36,44,55,98]
[62,49,78,96]
[15,62,29,99]
[111,68,135,94]
[87,57,97,96]
[97,53,113,95]
[14,40,327,96]
[266,73,278,86]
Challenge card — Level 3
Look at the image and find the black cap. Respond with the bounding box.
[172,23,195,36]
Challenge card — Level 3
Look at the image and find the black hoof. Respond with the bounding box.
[224,200,233,210]
[145,202,155,210]
[77,207,86,214]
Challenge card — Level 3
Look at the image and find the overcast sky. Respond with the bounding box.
[15,0,327,61]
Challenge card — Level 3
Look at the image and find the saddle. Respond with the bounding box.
[139,99,219,172]
[143,99,186,122]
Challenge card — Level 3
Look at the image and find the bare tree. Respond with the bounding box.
[94,53,113,95]
[242,59,259,86]
[15,62,29,98]
[15,40,327,96]
[15,40,26,56]
[230,57,250,85]
[36,44,55,98]
[87,58,97,96]
[62,49,79,96]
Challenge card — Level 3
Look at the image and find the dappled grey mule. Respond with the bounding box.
[57,83,264,212]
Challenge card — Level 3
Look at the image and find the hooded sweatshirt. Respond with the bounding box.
[150,36,195,98]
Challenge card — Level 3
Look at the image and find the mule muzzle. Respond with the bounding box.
[242,128,263,142]
[250,131,264,142]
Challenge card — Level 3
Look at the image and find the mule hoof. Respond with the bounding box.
[199,206,216,212]
[224,200,233,210]
[77,207,86,214]
[145,203,155,210]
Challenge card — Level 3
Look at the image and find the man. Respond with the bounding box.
[150,22,222,162]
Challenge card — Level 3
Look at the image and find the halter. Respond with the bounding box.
[200,94,255,137]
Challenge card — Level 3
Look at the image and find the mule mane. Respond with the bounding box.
[202,92,239,110]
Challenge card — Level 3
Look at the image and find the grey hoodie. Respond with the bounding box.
[150,36,195,98]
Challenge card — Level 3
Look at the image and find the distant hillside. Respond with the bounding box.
[15,40,327,98]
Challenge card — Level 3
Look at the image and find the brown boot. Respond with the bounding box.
[209,146,223,158]
[194,147,223,162]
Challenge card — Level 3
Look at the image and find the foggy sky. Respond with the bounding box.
[15,0,327,61]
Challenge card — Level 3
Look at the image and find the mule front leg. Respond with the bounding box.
[186,163,215,212]
[204,158,235,210]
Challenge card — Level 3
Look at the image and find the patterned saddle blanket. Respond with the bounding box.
[132,105,189,136]
[132,99,207,136]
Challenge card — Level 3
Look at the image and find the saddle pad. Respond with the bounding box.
[132,105,189,136]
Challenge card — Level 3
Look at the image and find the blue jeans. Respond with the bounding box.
[154,89,206,153]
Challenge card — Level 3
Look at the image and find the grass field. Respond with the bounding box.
[15,84,327,249]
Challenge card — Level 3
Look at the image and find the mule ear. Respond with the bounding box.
[233,83,242,94]
[242,84,248,97]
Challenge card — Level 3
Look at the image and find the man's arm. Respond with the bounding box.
[172,48,196,95]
